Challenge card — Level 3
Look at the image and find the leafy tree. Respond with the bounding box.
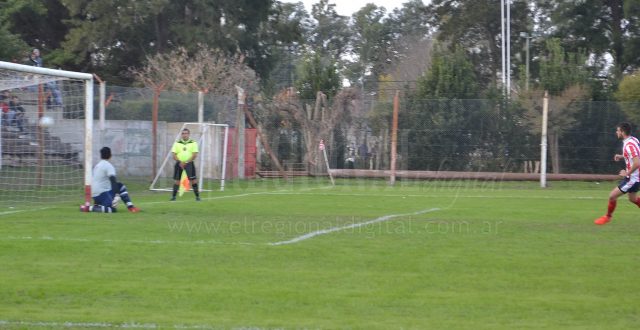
[164,0,274,79]
[614,71,640,123]
[369,74,395,125]
[57,0,275,84]
[560,99,626,174]
[384,0,433,83]
[294,51,341,100]
[542,0,640,77]
[521,38,592,173]
[1,0,69,51]
[428,0,531,86]
[539,39,591,95]
[0,25,27,61]
[0,0,59,61]
[401,45,531,172]
[258,1,308,95]
[60,0,163,82]
[345,4,391,88]
[366,74,397,170]
[307,0,350,58]
[402,46,481,170]
[622,0,640,74]
[417,46,479,99]
[615,72,640,102]
[386,0,431,39]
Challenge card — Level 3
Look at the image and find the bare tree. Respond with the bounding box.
[130,45,260,178]
[385,36,434,92]
[271,87,359,174]
[131,45,258,96]
[521,85,589,173]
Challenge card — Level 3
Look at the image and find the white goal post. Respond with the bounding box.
[150,122,229,193]
[0,61,94,207]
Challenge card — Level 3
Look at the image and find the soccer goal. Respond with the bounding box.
[150,122,229,193]
[0,61,94,208]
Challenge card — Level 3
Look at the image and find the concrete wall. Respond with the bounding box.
[48,119,171,177]
[47,120,226,178]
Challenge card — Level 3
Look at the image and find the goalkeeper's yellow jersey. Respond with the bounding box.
[172,138,199,162]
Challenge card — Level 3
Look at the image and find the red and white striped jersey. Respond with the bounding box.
[623,136,640,181]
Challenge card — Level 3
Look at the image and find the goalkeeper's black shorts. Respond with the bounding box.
[173,161,197,181]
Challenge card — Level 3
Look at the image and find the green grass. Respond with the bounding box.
[1,178,639,329]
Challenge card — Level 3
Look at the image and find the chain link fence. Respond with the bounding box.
[95,85,632,179]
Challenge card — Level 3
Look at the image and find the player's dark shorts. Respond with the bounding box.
[94,191,114,208]
[173,161,197,180]
[618,177,640,193]
[93,182,126,209]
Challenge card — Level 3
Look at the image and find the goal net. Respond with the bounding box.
[0,61,93,209]
[150,122,229,193]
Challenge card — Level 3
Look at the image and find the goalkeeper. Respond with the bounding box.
[80,147,140,213]
[170,128,201,201]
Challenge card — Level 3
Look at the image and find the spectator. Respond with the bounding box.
[49,80,62,107]
[345,145,355,169]
[369,144,377,170]
[24,49,43,93]
[45,81,62,110]
[358,143,369,169]
[9,95,25,132]
[1,95,7,123]
[0,92,15,130]
[28,48,42,67]
[44,83,53,110]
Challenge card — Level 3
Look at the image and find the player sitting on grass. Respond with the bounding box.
[595,122,640,225]
[80,147,140,213]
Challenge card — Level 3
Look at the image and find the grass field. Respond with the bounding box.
[0,178,639,329]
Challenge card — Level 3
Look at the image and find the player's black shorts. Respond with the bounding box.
[173,161,197,180]
[618,177,640,193]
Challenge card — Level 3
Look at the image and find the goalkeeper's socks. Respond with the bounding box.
[119,187,132,205]
[192,183,200,198]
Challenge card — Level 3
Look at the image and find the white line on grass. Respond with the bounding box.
[2,236,256,246]
[142,186,334,206]
[0,207,51,216]
[143,191,270,206]
[268,207,441,246]
[3,206,440,247]
[0,320,226,329]
[263,192,600,200]
[0,186,334,217]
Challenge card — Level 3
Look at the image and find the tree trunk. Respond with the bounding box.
[607,0,624,76]
[549,130,561,174]
[304,131,322,174]
[154,13,166,53]
[243,107,287,178]
[381,128,389,170]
